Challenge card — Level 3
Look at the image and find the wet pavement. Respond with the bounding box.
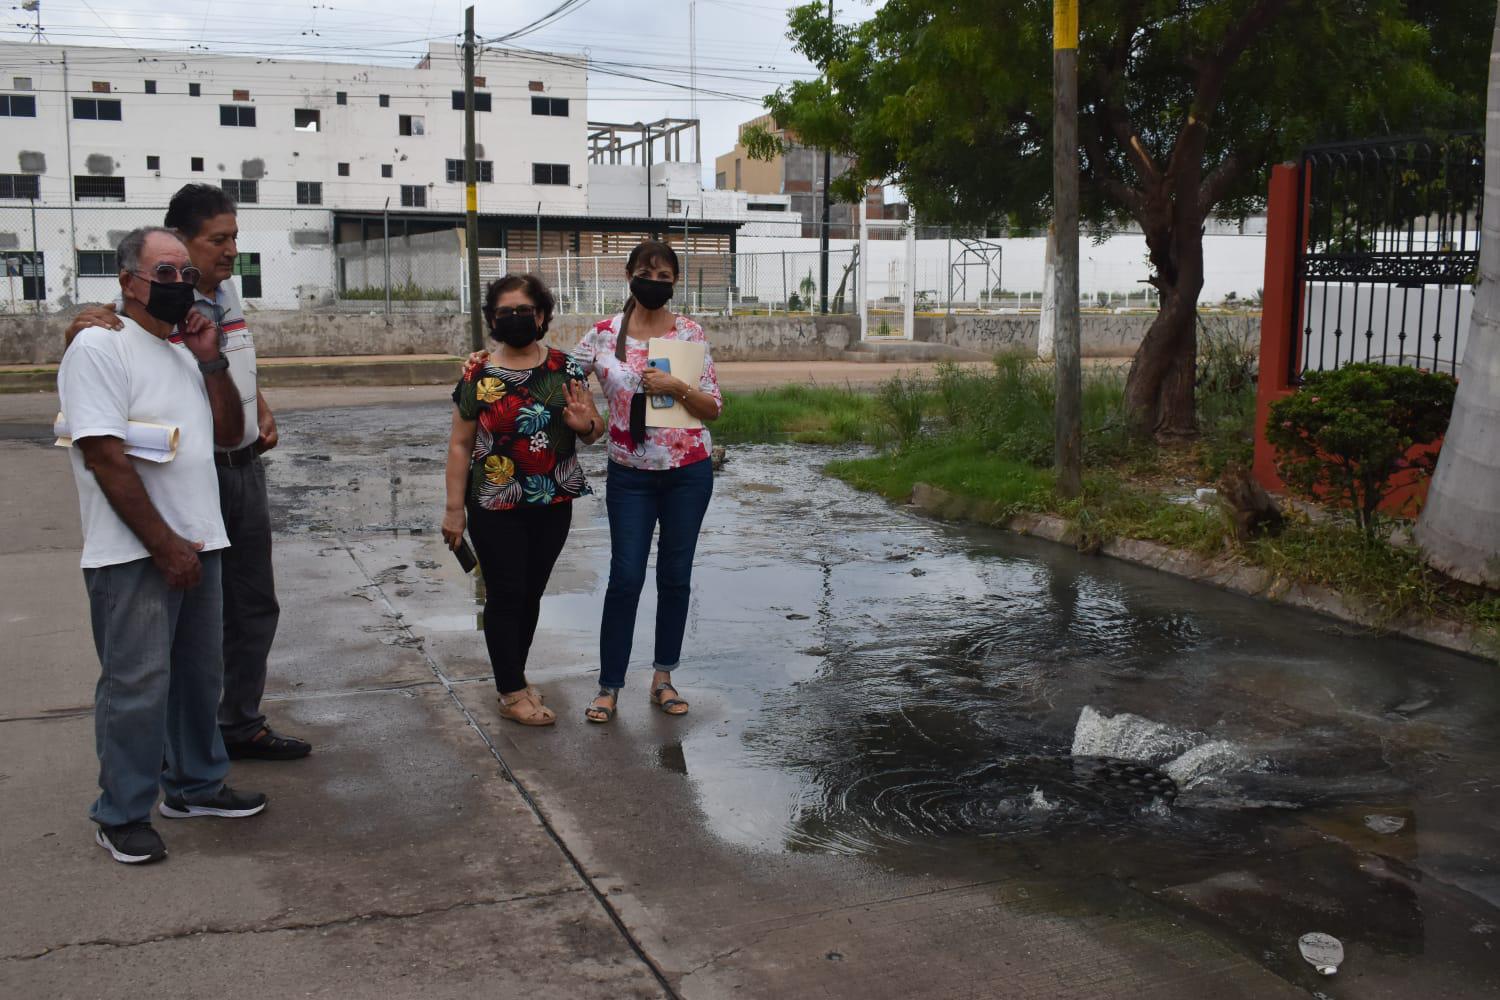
[4,388,1498,997]
[259,396,1500,997]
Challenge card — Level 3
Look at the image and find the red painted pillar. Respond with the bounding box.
[1252,162,1304,492]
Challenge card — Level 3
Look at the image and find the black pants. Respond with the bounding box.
[217,456,280,744]
[468,502,573,695]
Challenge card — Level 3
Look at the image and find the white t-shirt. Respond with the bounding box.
[58,318,229,569]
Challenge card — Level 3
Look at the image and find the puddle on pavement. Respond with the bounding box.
[268,408,1500,993]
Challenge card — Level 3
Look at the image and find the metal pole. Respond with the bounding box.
[945,227,953,317]
[858,198,868,340]
[594,255,601,314]
[1052,0,1083,497]
[463,6,483,352]
[382,197,391,323]
[903,212,915,339]
[819,0,833,314]
[61,50,79,303]
[535,201,542,264]
[645,123,654,226]
[781,250,787,314]
[682,206,690,303]
[29,196,40,316]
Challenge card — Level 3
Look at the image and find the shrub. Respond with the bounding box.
[1265,363,1455,531]
[877,372,928,450]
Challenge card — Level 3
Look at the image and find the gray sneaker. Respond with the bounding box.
[96,822,167,864]
[159,786,268,819]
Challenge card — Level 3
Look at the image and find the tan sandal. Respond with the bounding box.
[651,681,689,716]
[499,690,555,727]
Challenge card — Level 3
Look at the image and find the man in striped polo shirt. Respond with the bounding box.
[66,184,311,761]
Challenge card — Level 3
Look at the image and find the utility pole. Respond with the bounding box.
[463,5,482,352]
[1052,0,1083,497]
[818,0,833,314]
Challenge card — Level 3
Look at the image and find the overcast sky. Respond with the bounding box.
[4,0,874,188]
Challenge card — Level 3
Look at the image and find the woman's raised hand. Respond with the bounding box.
[561,379,602,434]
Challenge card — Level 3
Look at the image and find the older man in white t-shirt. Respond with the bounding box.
[59,227,268,866]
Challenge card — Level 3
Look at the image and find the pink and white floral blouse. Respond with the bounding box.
[572,313,723,471]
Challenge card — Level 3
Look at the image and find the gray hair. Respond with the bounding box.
[116,226,184,276]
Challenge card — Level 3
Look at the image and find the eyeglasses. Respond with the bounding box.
[136,263,203,285]
[485,305,536,319]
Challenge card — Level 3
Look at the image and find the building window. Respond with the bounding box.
[12,76,31,90]
[746,202,789,212]
[379,94,389,107]
[450,90,491,112]
[530,96,569,117]
[400,185,426,208]
[381,164,393,178]
[144,80,157,94]
[398,114,424,136]
[72,98,122,121]
[221,179,258,204]
[146,155,160,171]
[294,109,321,132]
[74,176,126,202]
[667,199,683,214]
[191,156,204,172]
[77,250,118,276]
[0,174,41,199]
[715,171,726,189]
[532,163,570,185]
[233,89,250,101]
[0,94,37,117]
[296,181,322,205]
[337,162,350,177]
[336,91,347,105]
[7,252,44,301]
[189,83,201,97]
[445,159,493,183]
[735,159,741,188]
[233,253,261,299]
[219,104,256,127]
[91,81,110,93]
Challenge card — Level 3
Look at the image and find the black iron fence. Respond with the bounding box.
[1292,132,1483,380]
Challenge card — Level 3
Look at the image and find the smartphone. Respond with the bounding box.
[454,535,478,574]
[646,357,675,409]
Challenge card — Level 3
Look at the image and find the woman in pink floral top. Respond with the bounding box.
[572,240,723,724]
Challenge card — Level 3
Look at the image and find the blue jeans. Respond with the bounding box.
[600,459,714,689]
[84,553,230,827]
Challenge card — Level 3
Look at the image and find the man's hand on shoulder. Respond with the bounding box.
[64,304,122,347]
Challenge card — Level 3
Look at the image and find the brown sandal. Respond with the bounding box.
[651,681,689,716]
[585,687,618,724]
[499,690,555,727]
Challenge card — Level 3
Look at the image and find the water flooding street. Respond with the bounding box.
[269,398,1500,998]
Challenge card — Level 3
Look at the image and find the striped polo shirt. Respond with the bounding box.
[191,279,259,453]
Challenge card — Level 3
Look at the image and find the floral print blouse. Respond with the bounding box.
[572,313,723,471]
[453,347,593,510]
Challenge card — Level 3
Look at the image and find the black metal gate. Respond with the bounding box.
[1292,133,1483,381]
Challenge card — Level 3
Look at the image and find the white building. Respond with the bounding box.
[0,41,800,312]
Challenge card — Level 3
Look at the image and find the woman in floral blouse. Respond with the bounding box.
[442,275,605,726]
[572,240,723,723]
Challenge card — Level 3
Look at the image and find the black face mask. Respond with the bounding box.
[144,280,197,327]
[630,276,674,311]
[490,312,541,348]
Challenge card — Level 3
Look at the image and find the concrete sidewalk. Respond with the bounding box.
[0,391,1315,1000]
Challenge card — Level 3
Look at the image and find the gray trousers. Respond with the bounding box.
[216,455,281,744]
[86,553,229,827]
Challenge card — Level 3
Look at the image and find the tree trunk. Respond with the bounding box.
[1414,6,1500,587]
[1124,212,1205,438]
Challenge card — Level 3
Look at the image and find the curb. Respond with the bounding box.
[907,482,1495,662]
[0,357,466,394]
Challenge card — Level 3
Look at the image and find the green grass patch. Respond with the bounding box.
[715,385,887,445]
[825,436,1052,512]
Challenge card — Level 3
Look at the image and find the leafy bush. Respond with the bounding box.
[1196,317,1259,476]
[1265,363,1455,530]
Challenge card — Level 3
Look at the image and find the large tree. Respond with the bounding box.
[753,0,1488,437]
[1415,4,1500,587]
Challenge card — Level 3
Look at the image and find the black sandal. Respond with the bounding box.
[650,681,689,716]
[585,687,619,724]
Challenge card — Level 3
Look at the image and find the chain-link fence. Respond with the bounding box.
[0,203,337,314]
